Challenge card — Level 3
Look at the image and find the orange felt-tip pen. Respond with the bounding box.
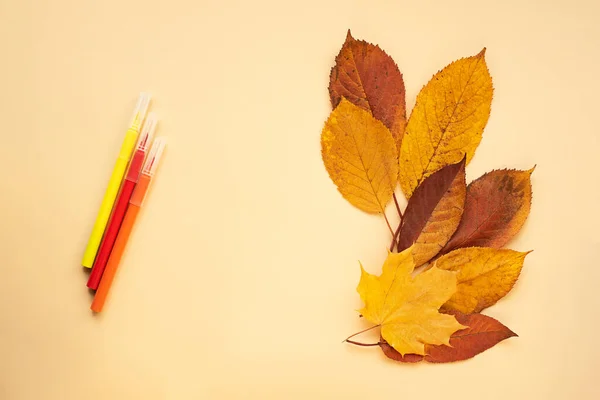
[91,137,167,313]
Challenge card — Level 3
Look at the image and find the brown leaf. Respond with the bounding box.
[329,30,406,151]
[439,168,534,255]
[425,312,518,363]
[379,340,424,363]
[379,312,517,363]
[397,157,466,266]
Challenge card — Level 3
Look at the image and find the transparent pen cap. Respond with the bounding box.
[136,112,157,151]
[129,92,151,129]
[142,137,167,176]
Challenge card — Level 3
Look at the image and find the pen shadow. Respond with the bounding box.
[81,267,102,315]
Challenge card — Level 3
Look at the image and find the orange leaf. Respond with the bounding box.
[437,247,530,314]
[329,30,406,151]
[397,157,466,266]
[379,312,517,363]
[398,49,493,198]
[439,168,534,255]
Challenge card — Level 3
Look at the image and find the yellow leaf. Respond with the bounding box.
[435,247,530,314]
[321,98,398,214]
[399,49,493,198]
[357,249,465,356]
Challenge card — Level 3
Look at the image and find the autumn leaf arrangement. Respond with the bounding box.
[321,30,535,363]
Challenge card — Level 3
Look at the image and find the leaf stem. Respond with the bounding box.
[393,193,403,220]
[343,324,381,344]
[382,212,395,239]
[389,194,404,251]
[390,223,402,252]
[345,339,382,347]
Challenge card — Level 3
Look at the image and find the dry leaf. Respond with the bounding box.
[398,49,493,198]
[321,98,398,213]
[435,247,530,313]
[356,249,465,356]
[379,342,425,363]
[439,168,534,255]
[397,157,466,266]
[329,30,406,151]
[323,34,533,366]
[380,311,517,363]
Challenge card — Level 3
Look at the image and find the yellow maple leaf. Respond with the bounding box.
[357,249,465,356]
[399,49,493,198]
[435,247,531,313]
[321,98,398,214]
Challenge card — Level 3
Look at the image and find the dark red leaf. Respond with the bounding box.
[329,30,406,150]
[379,312,517,363]
[379,339,424,363]
[438,168,534,256]
[396,157,466,265]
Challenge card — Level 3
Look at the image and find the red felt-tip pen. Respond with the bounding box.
[87,113,157,290]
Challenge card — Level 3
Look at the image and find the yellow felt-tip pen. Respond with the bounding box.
[81,92,151,268]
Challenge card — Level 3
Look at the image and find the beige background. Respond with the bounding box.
[1,0,599,398]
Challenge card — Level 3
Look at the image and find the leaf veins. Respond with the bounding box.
[436,247,531,313]
[397,157,466,266]
[398,49,493,198]
[379,311,517,363]
[329,30,407,152]
[439,168,534,255]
